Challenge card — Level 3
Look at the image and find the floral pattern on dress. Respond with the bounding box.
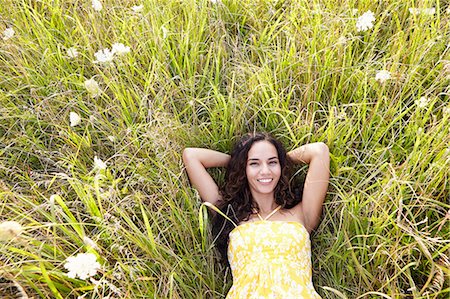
[226,221,321,299]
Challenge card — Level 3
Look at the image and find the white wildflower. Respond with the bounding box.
[92,0,102,11]
[2,27,15,40]
[0,221,23,241]
[442,60,450,75]
[337,36,347,45]
[161,26,168,39]
[415,96,430,108]
[94,48,114,64]
[351,8,359,16]
[210,0,220,3]
[49,194,59,207]
[94,156,107,170]
[67,47,79,58]
[424,8,436,15]
[83,236,98,249]
[409,7,435,16]
[69,112,81,127]
[356,10,375,32]
[311,8,322,15]
[375,70,391,83]
[107,135,116,142]
[408,8,418,15]
[443,106,450,116]
[131,5,143,12]
[337,111,347,119]
[111,43,130,55]
[64,253,100,280]
[84,78,101,97]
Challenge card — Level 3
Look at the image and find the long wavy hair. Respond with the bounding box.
[211,132,300,266]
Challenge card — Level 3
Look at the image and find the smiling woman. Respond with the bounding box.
[182,132,330,298]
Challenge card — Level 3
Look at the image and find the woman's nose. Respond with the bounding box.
[260,163,270,174]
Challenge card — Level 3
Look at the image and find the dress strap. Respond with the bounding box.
[255,205,282,221]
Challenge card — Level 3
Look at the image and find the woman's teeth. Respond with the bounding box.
[257,179,272,183]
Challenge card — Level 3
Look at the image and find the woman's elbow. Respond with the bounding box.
[182,148,195,164]
[315,142,329,156]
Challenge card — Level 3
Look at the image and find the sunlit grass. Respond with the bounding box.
[0,0,449,298]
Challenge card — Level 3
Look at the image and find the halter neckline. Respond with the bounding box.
[254,205,282,221]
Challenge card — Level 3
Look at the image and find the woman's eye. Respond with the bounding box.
[269,161,278,165]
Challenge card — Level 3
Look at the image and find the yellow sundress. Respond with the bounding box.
[226,206,322,298]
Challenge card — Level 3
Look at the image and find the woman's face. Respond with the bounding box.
[245,140,281,200]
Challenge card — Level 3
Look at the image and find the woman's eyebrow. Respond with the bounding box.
[247,156,278,161]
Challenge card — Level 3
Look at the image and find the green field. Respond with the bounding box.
[0,0,449,298]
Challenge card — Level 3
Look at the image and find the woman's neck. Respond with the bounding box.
[252,194,278,214]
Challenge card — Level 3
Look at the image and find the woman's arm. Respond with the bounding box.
[287,142,330,232]
[182,148,230,206]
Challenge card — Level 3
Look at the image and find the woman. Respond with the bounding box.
[183,132,330,298]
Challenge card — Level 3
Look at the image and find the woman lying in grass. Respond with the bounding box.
[183,132,330,298]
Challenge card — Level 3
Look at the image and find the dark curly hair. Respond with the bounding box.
[211,132,301,267]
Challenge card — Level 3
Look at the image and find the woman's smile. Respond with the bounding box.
[257,178,273,183]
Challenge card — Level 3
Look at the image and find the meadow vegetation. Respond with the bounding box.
[0,0,449,298]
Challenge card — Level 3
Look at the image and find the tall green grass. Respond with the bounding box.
[0,0,448,298]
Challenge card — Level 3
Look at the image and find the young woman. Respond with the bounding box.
[183,132,330,298]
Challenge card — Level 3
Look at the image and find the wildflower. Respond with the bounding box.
[356,10,375,32]
[375,70,391,83]
[442,60,450,76]
[92,0,102,11]
[49,194,59,207]
[131,5,143,12]
[83,236,98,249]
[2,27,15,40]
[49,195,55,205]
[111,43,130,55]
[337,36,347,45]
[423,8,436,15]
[94,156,107,170]
[443,106,450,116]
[0,221,23,241]
[408,7,435,16]
[69,112,81,127]
[210,0,220,3]
[107,135,116,142]
[64,253,100,280]
[161,26,168,39]
[415,96,430,108]
[67,47,79,58]
[311,8,322,15]
[94,48,114,64]
[337,111,347,119]
[84,78,101,97]
[351,8,359,16]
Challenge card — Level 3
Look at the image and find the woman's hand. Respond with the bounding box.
[287,142,330,232]
[182,148,230,206]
